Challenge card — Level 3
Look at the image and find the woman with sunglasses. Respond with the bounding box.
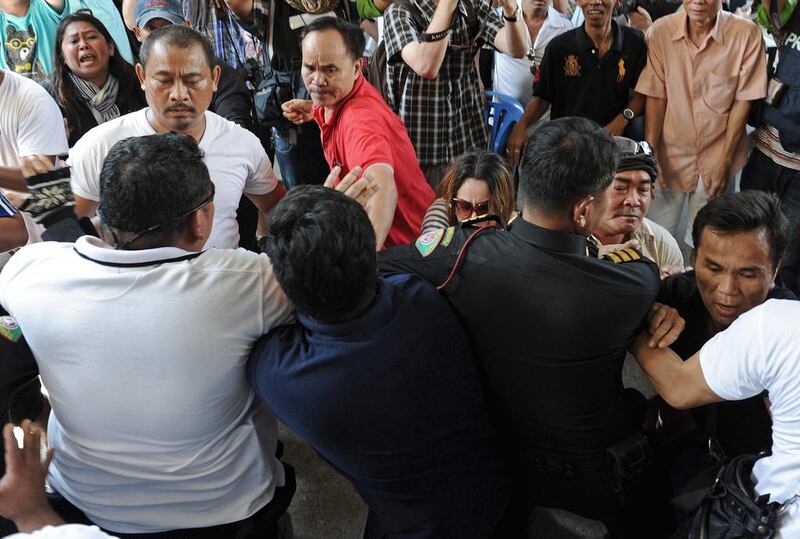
[45,11,145,147]
[420,150,517,233]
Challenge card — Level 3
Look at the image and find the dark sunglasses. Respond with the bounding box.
[451,198,490,217]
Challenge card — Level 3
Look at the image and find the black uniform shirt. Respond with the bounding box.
[379,219,660,459]
[533,21,647,127]
[658,271,797,456]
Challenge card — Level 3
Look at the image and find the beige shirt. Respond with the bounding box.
[636,11,767,192]
[634,217,685,270]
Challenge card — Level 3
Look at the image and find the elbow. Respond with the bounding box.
[661,388,698,410]
[416,66,439,80]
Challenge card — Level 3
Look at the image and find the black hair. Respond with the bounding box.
[51,12,146,139]
[98,133,213,248]
[692,190,789,267]
[519,117,618,211]
[139,25,216,71]
[438,150,516,223]
[264,185,377,323]
[300,16,366,60]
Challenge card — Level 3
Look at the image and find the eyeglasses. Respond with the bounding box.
[104,184,215,250]
[451,198,490,217]
[615,138,654,158]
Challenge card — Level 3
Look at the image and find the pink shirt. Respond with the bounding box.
[635,11,766,192]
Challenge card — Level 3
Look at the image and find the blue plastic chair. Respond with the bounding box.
[484,91,525,155]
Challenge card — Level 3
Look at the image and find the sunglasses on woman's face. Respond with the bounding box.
[451,198,490,217]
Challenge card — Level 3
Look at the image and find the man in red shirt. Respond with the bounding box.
[282,17,435,250]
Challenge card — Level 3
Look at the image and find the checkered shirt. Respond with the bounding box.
[184,0,264,69]
[383,0,503,168]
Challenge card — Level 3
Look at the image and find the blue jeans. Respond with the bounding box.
[741,148,800,295]
[273,123,329,189]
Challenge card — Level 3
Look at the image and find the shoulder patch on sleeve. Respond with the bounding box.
[602,247,642,263]
[0,316,22,343]
[441,226,455,247]
[415,228,445,257]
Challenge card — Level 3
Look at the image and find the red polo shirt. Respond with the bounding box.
[313,75,435,248]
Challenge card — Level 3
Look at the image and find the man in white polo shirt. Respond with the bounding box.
[632,300,800,538]
[0,133,294,536]
[69,25,284,249]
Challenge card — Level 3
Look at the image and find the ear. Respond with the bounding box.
[211,64,221,92]
[185,202,215,249]
[109,41,116,57]
[135,62,146,89]
[572,195,594,232]
[133,26,143,42]
[354,56,363,76]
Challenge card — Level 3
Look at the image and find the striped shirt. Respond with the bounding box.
[752,124,800,171]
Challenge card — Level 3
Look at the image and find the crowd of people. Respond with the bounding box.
[0,0,799,537]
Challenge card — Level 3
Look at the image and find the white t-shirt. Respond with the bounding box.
[69,109,277,249]
[0,237,293,533]
[0,70,68,166]
[8,525,116,539]
[699,299,800,539]
[492,6,572,105]
[0,70,69,253]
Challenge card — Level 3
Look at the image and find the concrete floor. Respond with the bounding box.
[279,424,368,538]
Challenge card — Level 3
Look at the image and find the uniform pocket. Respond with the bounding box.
[703,72,739,114]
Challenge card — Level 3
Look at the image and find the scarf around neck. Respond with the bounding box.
[69,72,121,125]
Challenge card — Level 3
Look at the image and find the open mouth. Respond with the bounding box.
[78,52,97,65]
[713,303,740,319]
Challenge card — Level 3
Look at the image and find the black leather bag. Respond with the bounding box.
[672,454,782,539]
[252,65,295,127]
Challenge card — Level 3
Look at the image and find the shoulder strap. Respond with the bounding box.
[436,225,496,291]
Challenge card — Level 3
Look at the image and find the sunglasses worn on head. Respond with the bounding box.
[451,198,490,217]
[616,139,654,158]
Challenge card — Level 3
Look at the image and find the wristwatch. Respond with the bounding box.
[503,5,519,22]
[622,108,635,120]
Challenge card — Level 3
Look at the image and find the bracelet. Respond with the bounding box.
[503,5,519,22]
[419,29,450,42]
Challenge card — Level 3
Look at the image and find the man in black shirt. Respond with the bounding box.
[505,0,647,165]
[379,117,666,537]
[656,190,795,489]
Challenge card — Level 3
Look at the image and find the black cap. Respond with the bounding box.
[614,137,658,184]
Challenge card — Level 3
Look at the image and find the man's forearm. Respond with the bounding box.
[0,167,27,192]
[631,332,720,409]
[494,17,527,58]
[399,0,457,79]
[719,99,752,171]
[520,97,550,129]
[626,92,645,117]
[644,96,666,148]
[363,165,398,251]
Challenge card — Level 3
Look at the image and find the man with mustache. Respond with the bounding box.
[593,137,684,274]
[69,25,286,249]
[280,17,435,250]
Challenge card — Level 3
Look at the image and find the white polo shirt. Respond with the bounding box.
[699,299,800,539]
[0,237,293,533]
[69,109,277,249]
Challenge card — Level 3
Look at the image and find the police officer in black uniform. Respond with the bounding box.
[379,117,667,537]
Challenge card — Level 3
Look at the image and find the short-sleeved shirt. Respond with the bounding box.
[533,21,647,127]
[699,299,800,538]
[312,75,435,248]
[69,109,277,249]
[0,70,68,167]
[249,274,509,537]
[383,0,503,168]
[0,0,63,79]
[635,11,767,192]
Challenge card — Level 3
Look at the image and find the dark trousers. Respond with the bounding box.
[740,148,800,295]
[48,464,295,539]
[273,124,329,190]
